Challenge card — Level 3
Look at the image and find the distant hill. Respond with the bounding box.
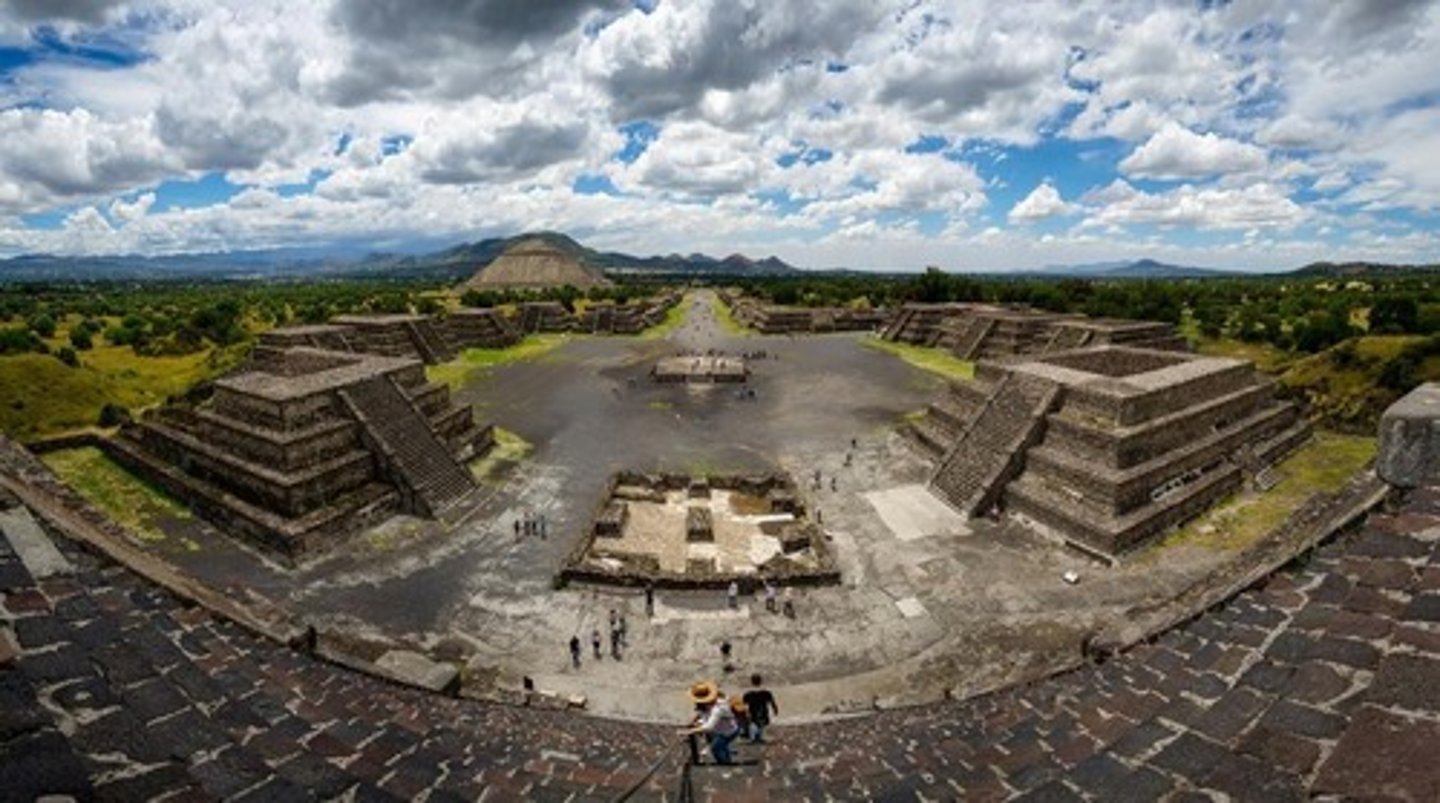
[1034,258,1238,279]
[0,231,801,283]
[1291,261,1440,278]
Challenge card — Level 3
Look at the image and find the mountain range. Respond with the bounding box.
[0,233,1433,283]
[0,232,800,283]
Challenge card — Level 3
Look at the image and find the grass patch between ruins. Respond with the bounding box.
[709,293,754,337]
[1151,431,1376,554]
[637,297,690,340]
[470,428,532,484]
[427,334,574,390]
[41,446,191,543]
[860,338,976,381]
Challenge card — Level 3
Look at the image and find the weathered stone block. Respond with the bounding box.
[1378,382,1440,487]
[375,650,459,695]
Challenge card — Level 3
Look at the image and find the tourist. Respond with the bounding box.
[830,476,837,492]
[743,675,778,744]
[569,635,581,669]
[764,580,777,614]
[727,581,739,609]
[782,588,795,619]
[618,612,628,647]
[680,681,740,765]
[540,514,547,539]
[645,583,655,617]
[609,608,618,633]
[514,519,521,540]
[610,626,622,660]
[592,627,602,660]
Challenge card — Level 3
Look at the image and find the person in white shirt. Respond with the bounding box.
[680,681,740,765]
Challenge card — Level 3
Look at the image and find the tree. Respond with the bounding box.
[28,312,56,338]
[1368,296,1418,334]
[69,327,94,351]
[56,346,79,367]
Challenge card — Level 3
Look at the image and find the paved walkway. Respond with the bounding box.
[3,481,1439,800]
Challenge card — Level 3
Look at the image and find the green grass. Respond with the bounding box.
[427,334,574,390]
[1154,431,1375,554]
[1194,337,1296,373]
[709,293,754,337]
[40,447,191,542]
[860,338,975,381]
[469,428,533,483]
[0,341,246,439]
[637,297,690,340]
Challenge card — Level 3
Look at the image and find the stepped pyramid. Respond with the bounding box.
[459,237,612,291]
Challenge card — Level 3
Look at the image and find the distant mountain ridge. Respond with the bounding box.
[0,231,801,283]
[1031,258,1238,278]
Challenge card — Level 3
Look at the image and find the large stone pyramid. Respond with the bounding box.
[459,237,612,291]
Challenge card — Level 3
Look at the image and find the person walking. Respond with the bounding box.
[743,674,779,743]
[618,612,628,647]
[681,682,740,765]
[782,587,795,619]
[569,635,581,669]
[764,580,777,614]
[591,627,602,660]
[727,580,739,609]
[610,625,622,660]
[645,583,655,618]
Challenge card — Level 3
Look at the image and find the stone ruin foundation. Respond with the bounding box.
[881,303,1187,361]
[651,353,749,383]
[559,472,840,588]
[108,347,489,564]
[913,345,1311,558]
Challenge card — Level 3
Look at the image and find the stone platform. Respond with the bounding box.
[651,355,749,383]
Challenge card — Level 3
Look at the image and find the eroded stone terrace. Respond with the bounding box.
[3,480,1438,801]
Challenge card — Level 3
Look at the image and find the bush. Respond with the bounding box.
[69,327,93,350]
[27,312,56,338]
[56,346,79,367]
[97,403,132,428]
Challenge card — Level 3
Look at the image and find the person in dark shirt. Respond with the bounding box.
[742,674,778,743]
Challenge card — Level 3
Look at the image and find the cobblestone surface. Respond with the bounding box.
[4,487,1440,801]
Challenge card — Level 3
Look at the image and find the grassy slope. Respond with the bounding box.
[0,340,245,439]
[860,338,976,381]
[1153,431,1375,555]
[426,333,574,390]
[40,446,191,542]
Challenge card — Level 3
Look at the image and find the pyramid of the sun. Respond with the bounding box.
[459,238,612,290]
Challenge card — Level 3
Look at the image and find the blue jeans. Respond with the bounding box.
[708,730,737,764]
[749,721,767,742]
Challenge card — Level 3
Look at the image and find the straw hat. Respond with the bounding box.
[688,680,720,705]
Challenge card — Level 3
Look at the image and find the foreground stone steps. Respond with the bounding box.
[4,482,1440,800]
[341,376,476,516]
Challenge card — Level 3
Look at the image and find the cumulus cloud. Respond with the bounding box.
[1119,123,1268,180]
[1009,182,1074,223]
[0,0,1435,269]
[1083,180,1305,231]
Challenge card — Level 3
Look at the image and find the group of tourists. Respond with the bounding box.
[680,674,780,765]
[514,512,548,541]
[726,579,796,618]
[567,607,629,668]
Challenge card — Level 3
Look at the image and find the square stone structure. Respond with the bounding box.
[917,346,1310,558]
[652,355,749,383]
[561,473,839,588]
[110,347,488,564]
[328,314,455,364]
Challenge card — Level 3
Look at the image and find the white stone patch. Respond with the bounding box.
[748,533,782,566]
[0,507,72,578]
[865,485,969,541]
[894,596,928,619]
[650,600,750,624]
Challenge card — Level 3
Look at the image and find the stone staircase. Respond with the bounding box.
[404,319,455,364]
[1046,326,1092,352]
[950,317,994,360]
[881,307,915,341]
[339,376,475,517]
[931,374,1057,515]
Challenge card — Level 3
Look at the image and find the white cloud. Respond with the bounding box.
[1119,123,1268,181]
[1083,180,1305,231]
[1009,181,1074,223]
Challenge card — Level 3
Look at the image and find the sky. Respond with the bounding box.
[0,0,1436,272]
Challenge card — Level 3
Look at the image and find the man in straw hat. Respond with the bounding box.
[679,680,741,765]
